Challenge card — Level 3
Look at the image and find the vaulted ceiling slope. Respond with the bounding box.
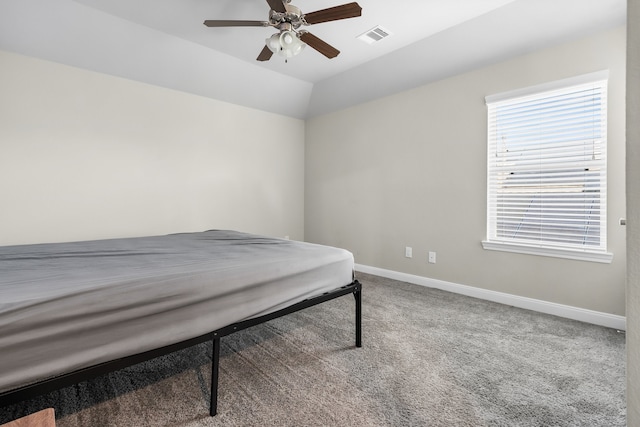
[0,0,626,119]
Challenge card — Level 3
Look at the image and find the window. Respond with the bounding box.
[483,71,612,263]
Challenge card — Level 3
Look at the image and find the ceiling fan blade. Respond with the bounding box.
[266,0,287,13]
[203,20,268,27]
[257,45,274,61]
[299,32,340,59]
[303,2,362,25]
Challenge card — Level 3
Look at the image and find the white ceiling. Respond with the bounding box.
[70,0,517,83]
[0,0,627,118]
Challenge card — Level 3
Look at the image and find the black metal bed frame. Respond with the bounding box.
[0,280,362,416]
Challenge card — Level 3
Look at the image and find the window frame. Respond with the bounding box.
[482,71,613,263]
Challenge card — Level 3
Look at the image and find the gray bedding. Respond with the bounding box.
[0,230,354,393]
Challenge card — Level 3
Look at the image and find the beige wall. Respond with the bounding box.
[0,50,305,246]
[305,26,627,316]
[627,0,639,422]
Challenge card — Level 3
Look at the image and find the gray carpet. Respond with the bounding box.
[0,273,626,426]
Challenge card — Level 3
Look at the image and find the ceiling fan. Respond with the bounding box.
[203,0,362,62]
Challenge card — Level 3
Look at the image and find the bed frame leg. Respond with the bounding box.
[210,336,220,416]
[354,287,362,348]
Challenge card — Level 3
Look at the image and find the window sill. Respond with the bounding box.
[481,240,613,264]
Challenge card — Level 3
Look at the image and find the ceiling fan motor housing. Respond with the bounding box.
[269,4,304,30]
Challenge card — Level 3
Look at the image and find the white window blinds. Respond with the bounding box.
[485,75,608,258]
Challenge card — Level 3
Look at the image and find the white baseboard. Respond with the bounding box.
[355,264,626,331]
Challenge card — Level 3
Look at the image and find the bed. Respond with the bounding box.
[0,230,362,416]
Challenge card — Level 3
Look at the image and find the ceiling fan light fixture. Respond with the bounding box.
[278,30,305,57]
[266,30,306,58]
[266,33,282,53]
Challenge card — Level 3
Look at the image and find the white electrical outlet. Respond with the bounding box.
[428,251,436,263]
[405,247,413,258]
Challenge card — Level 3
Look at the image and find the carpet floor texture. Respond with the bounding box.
[0,273,626,426]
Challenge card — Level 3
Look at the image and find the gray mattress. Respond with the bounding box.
[0,230,354,393]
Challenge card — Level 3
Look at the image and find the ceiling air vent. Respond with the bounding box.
[357,26,392,45]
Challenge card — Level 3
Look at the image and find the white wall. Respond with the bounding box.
[305,26,627,316]
[0,50,305,245]
[627,0,639,422]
